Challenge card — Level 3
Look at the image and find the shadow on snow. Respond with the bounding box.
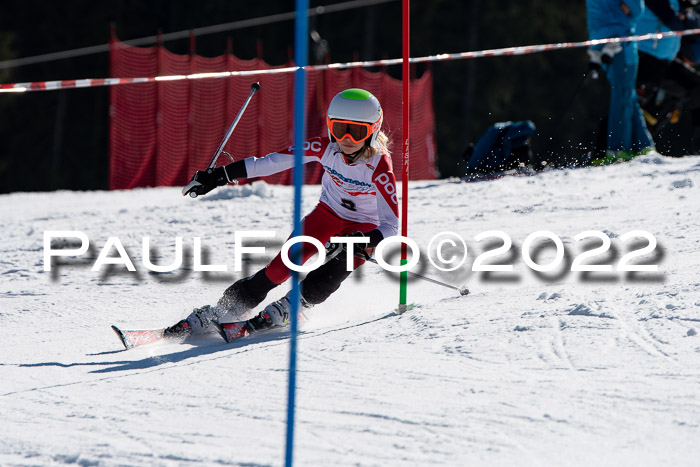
[12,312,398,377]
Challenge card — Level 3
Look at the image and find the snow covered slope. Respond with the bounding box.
[1,154,699,466]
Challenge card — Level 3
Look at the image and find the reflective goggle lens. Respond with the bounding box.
[330,120,371,143]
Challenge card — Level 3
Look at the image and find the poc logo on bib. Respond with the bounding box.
[375,173,398,205]
[288,140,322,153]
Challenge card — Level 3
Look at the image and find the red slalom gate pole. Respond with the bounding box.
[398,0,409,314]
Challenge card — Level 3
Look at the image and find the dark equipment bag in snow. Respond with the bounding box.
[464,120,536,177]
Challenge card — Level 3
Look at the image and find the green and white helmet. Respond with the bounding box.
[326,88,384,149]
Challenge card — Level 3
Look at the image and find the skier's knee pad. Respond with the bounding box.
[301,252,354,305]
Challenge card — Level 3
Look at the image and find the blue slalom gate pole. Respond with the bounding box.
[286,0,307,465]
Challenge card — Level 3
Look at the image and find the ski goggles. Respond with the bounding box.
[327,116,382,144]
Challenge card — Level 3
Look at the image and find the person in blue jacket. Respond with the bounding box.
[637,0,683,64]
[636,1,694,138]
[587,0,656,164]
[636,1,683,102]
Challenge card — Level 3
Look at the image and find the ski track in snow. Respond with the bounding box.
[1,155,699,466]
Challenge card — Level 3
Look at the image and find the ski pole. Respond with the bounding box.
[552,70,591,134]
[184,82,261,198]
[206,81,260,170]
[360,253,470,296]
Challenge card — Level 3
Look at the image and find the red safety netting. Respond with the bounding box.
[109,39,437,190]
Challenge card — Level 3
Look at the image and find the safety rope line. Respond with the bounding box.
[2,28,700,93]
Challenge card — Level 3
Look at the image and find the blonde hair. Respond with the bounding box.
[357,131,391,161]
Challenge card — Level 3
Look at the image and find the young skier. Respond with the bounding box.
[165,88,399,337]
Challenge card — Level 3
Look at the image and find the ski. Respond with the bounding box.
[111,325,176,350]
[113,302,423,350]
[111,320,253,349]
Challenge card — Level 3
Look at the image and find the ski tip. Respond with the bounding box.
[111,325,132,350]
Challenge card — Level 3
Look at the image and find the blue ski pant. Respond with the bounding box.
[605,43,654,152]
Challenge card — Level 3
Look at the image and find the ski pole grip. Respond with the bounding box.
[251,82,261,92]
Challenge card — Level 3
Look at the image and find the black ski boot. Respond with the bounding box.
[163,319,192,337]
[247,294,311,332]
[247,301,288,332]
[164,305,220,336]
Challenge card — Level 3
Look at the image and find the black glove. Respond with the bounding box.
[325,230,385,261]
[600,43,622,64]
[182,166,231,197]
[341,231,372,260]
[587,42,623,79]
